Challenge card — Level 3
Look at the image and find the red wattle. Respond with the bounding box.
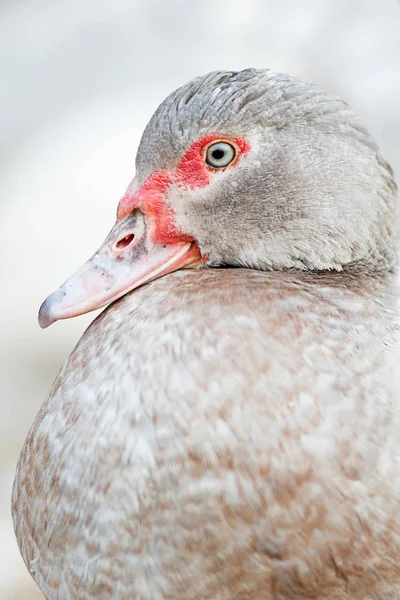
[117,135,250,244]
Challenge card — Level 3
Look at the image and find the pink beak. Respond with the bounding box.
[38,210,202,328]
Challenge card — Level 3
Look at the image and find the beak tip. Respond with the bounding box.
[38,296,57,329]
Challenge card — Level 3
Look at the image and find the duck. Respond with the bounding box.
[12,69,399,600]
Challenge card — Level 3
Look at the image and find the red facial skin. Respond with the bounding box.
[117,135,250,245]
[37,136,250,328]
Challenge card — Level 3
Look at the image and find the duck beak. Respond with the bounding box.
[38,210,202,328]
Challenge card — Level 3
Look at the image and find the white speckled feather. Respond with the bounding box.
[13,269,400,599]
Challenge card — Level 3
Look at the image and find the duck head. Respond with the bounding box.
[39,69,396,328]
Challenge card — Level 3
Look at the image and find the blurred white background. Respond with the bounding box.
[1,0,399,597]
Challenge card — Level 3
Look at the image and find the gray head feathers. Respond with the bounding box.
[136,69,397,273]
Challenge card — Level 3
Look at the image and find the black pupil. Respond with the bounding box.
[211,148,225,160]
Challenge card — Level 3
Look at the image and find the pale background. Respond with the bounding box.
[1,0,399,597]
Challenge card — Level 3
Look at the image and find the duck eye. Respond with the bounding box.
[205,141,236,169]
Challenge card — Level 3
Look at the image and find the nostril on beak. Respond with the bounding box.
[115,233,135,250]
